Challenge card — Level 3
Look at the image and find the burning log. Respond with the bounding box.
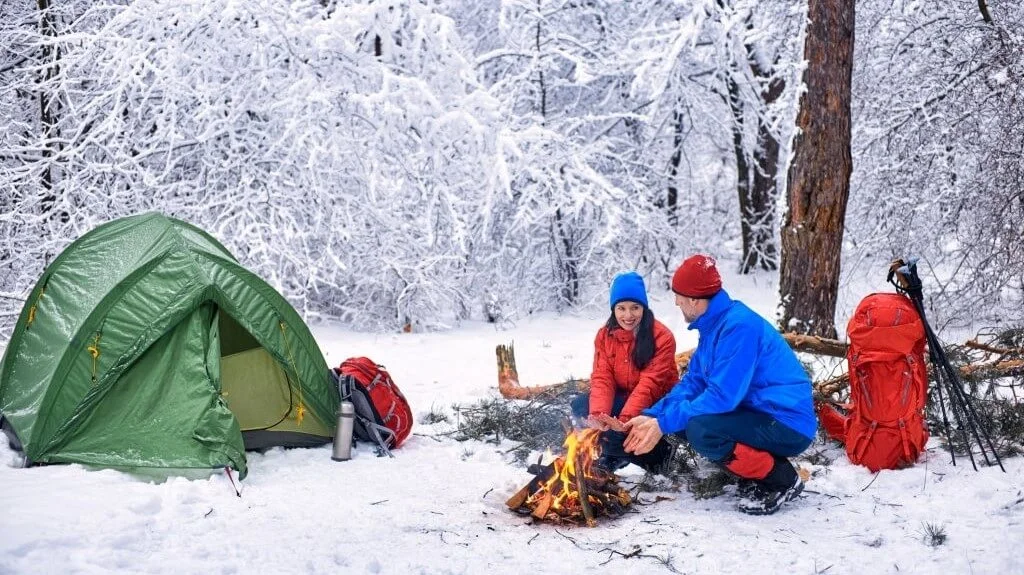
[531,492,554,520]
[574,451,596,527]
[506,485,529,510]
[507,428,632,526]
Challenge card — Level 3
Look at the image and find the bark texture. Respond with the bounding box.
[778,0,855,338]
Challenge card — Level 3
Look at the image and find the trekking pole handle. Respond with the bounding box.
[888,257,923,293]
[888,259,909,289]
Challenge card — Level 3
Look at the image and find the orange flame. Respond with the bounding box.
[527,428,602,511]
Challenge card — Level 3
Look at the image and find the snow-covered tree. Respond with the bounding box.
[848,0,1024,326]
[0,0,507,335]
[466,0,683,310]
[3,0,1021,344]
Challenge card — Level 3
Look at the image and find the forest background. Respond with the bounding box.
[2,0,1022,343]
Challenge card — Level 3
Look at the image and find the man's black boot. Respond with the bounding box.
[736,456,804,516]
[734,478,759,497]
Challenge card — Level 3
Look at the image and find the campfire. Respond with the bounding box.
[506,428,632,527]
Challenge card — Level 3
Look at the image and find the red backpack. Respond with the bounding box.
[333,357,413,455]
[819,293,929,471]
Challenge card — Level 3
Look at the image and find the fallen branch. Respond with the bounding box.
[814,373,851,399]
[782,333,848,358]
[497,333,841,400]
[500,330,1024,401]
[497,343,587,400]
[814,359,1024,399]
[965,339,1022,357]
[960,359,1024,379]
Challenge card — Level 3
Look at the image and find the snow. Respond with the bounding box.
[1,272,1022,575]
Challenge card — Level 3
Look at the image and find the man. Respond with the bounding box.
[623,254,817,515]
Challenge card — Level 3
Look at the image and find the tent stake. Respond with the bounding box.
[224,466,241,497]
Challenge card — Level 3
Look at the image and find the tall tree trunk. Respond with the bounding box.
[535,8,546,123]
[535,8,573,304]
[778,0,855,338]
[743,126,780,272]
[733,75,782,273]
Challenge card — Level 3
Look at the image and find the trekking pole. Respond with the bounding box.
[888,261,959,468]
[926,322,1005,471]
[894,261,995,470]
[920,313,995,469]
[917,302,978,470]
[899,262,1004,472]
[900,264,980,469]
[888,259,1005,472]
[925,330,980,469]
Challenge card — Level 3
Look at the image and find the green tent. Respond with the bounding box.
[0,213,338,479]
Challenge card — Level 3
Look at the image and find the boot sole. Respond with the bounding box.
[737,479,804,516]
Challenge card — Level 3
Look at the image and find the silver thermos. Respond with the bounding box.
[332,401,355,461]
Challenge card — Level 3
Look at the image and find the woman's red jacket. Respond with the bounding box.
[589,319,678,422]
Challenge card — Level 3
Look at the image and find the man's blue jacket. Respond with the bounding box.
[644,289,817,439]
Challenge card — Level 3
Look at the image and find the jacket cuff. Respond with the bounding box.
[655,412,686,435]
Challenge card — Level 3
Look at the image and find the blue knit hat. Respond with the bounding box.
[609,271,648,309]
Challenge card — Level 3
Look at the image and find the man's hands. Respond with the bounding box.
[622,415,663,455]
[584,413,664,455]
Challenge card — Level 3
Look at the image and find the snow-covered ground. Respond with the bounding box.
[1,270,1021,574]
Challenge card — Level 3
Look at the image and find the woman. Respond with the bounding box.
[571,271,678,472]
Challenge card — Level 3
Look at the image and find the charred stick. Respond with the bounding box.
[574,453,596,527]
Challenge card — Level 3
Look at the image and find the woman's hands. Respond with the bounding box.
[585,413,627,432]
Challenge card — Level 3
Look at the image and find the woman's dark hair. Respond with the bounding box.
[606,306,656,370]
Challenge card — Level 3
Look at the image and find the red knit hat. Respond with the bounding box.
[671,254,722,297]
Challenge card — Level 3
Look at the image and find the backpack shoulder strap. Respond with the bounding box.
[355,418,396,458]
[331,369,396,458]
